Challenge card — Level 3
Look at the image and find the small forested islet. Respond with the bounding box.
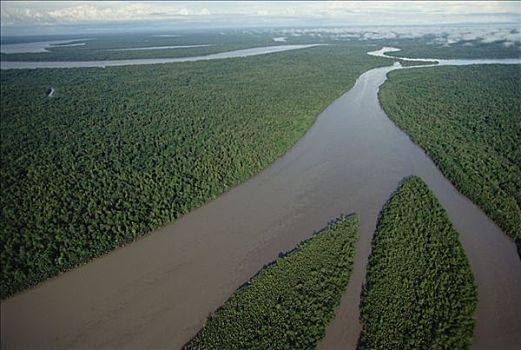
[185,215,359,350]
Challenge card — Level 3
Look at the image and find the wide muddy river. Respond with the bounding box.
[1,49,520,349]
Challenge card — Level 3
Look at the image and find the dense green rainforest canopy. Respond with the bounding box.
[185,216,359,349]
[0,45,388,298]
[360,177,477,349]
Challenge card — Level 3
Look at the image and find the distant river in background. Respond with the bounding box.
[0,44,322,69]
[367,46,521,65]
[0,39,90,54]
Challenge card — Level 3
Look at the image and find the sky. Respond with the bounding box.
[1,1,520,36]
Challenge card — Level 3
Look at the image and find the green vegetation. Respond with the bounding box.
[0,32,278,61]
[3,31,519,62]
[0,44,389,298]
[396,59,437,67]
[359,177,478,349]
[185,215,359,350]
[379,65,521,252]
[0,32,331,62]
[383,39,520,59]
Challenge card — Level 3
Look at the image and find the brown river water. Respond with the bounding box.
[1,52,520,349]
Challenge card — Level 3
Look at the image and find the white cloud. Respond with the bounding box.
[1,1,212,26]
[266,24,521,47]
[0,1,519,30]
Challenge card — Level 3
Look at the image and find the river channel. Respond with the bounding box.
[0,44,321,69]
[1,49,520,349]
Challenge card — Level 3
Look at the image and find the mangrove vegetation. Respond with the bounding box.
[185,215,359,350]
[359,176,478,349]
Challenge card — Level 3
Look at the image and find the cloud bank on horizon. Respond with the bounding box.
[261,25,521,48]
[1,1,520,36]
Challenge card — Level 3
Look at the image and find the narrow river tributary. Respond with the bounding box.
[1,50,520,350]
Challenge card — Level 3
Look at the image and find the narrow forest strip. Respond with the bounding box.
[184,215,359,350]
[379,65,521,252]
[359,176,477,349]
[397,59,438,66]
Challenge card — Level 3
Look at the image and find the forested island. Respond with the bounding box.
[359,177,477,349]
[185,216,359,349]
